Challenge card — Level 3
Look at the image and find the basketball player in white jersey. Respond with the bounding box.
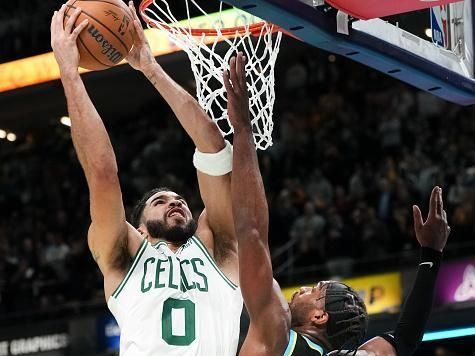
[50,5,242,356]
[226,53,450,356]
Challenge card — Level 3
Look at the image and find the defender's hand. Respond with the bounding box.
[413,186,450,252]
[50,4,88,73]
[127,1,157,72]
[223,52,250,132]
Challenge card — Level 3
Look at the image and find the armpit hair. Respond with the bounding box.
[110,236,130,271]
[213,233,236,265]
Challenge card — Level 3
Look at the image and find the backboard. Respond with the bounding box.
[224,0,475,105]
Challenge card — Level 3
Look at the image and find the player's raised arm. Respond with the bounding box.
[126,2,235,261]
[51,6,133,295]
[356,186,450,356]
[225,53,290,354]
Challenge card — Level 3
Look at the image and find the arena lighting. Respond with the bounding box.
[0,129,6,139]
[422,326,475,341]
[425,28,432,38]
[60,116,71,127]
[6,133,16,142]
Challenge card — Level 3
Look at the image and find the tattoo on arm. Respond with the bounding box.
[146,73,158,87]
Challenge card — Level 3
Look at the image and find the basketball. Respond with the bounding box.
[64,0,134,70]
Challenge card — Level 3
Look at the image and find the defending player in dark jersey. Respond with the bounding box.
[225,53,450,356]
[225,53,367,355]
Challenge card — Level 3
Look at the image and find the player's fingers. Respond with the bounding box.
[57,3,67,30]
[129,1,147,42]
[50,12,58,48]
[71,18,89,40]
[129,1,141,22]
[229,56,237,87]
[442,209,447,222]
[428,186,439,218]
[413,205,423,234]
[223,70,233,94]
[436,186,443,217]
[439,187,444,212]
[129,20,138,42]
[133,20,146,43]
[59,3,67,16]
[66,7,82,35]
[236,52,242,87]
[236,52,246,91]
[52,6,63,34]
[51,11,58,34]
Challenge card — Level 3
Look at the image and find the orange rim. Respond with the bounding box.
[139,0,277,36]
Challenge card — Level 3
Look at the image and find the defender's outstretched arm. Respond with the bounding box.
[225,53,290,355]
[357,186,450,356]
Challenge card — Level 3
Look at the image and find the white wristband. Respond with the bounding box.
[193,140,233,176]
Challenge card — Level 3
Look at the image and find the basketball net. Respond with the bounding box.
[140,0,282,150]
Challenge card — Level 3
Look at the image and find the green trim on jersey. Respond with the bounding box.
[301,335,325,354]
[112,239,148,298]
[283,330,298,356]
[152,241,167,249]
[191,236,238,290]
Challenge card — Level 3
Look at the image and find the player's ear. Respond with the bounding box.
[137,226,146,236]
[310,310,329,326]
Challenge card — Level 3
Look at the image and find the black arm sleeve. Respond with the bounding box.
[382,247,442,356]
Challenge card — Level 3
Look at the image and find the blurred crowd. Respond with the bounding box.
[0,0,62,63]
[1,46,475,318]
[267,52,475,277]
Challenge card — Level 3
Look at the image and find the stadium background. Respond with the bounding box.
[1,1,475,355]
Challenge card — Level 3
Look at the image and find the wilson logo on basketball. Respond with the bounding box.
[86,24,124,64]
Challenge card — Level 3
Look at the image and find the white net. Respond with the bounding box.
[140,0,282,150]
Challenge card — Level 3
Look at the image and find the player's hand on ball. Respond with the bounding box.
[50,4,88,72]
[412,186,451,252]
[127,1,156,72]
[223,52,250,132]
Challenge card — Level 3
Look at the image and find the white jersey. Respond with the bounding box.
[108,236,243,356]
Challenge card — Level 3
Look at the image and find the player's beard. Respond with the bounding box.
[146,218,197,244]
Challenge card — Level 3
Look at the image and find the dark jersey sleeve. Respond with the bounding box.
[379,247,442,355]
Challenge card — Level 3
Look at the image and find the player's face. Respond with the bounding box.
[142,191,197,243]
[144,191,192,225]
[289,282,328,326]
[290,282,327,307]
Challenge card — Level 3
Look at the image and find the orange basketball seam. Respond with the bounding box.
[66,3,130,53]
